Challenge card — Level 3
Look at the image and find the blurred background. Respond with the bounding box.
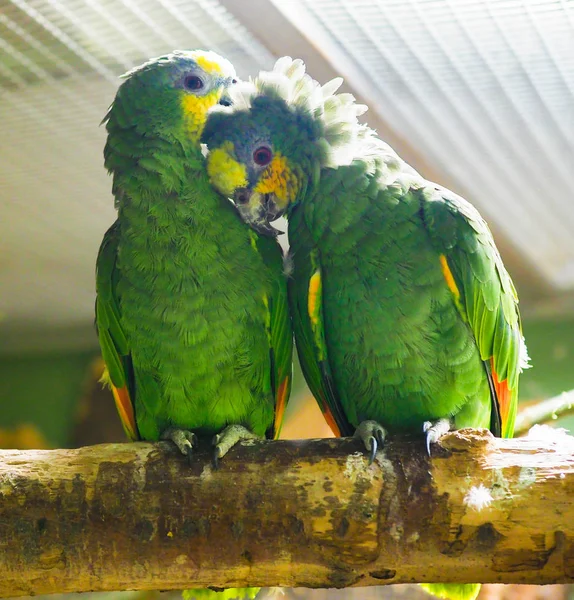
[1,0,573,599]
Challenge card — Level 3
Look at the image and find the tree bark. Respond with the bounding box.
[1,429,573,598]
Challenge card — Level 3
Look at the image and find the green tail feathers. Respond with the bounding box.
[183,588,260,600]
[420,583,481,600]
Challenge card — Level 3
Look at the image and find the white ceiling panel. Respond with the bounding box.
[2,0,574,353]
[0,0,275,352]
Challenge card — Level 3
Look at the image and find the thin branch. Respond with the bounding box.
[0,430,573,597]
[515,389,574,436]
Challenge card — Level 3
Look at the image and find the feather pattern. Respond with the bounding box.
[96,52,292,444]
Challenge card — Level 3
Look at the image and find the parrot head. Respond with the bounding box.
[202,57,366,235]
[202,97,316,235]
[104,50,237,143]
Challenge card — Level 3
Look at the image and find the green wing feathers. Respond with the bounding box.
[422,186,528,438]
[96,224,292,443]
[287,208,353,437]
[253,233,293,439]
[95,221,138,440]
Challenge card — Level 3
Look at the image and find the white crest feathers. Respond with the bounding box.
[226,57,369,167]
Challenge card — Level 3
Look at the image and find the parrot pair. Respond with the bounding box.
[96,51,527,600]
[201,58,529,600]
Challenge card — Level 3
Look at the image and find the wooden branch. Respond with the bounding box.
[514,390,574,436]
[1,429,573,597]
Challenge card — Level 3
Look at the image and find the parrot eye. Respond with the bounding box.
[253,146,272,166]
[183,75,204,91]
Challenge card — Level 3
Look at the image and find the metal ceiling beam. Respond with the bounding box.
[218,0,553,303]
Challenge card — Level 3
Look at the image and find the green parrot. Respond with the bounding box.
[96,49,292,472]
[202,58,529,600]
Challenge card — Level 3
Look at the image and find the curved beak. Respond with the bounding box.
[218,77,238,106]
[218,90,232,106]
[232,188,286,237]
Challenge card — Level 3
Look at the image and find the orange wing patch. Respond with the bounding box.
[111,385,138,441]
[321,404,342,438]
[273,376,290,439]
[490,358,512,437]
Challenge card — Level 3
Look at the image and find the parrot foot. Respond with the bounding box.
[354,420,387,465]
[212,424,260,469]
[423,418,454,455]
[161,428,198,465]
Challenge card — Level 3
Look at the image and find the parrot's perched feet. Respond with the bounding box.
[354,420,387,464]
[161,428,198,465]
[423,418,454,455]
[212,424,260,468]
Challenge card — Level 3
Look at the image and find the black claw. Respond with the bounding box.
[186,444,194,466]
[368,436,378,465]
[212,448,220,470]
[376,428,385,447]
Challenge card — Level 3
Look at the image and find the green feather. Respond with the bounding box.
[96,52,293,600]
[420,583,481,600]
[183,588,260,600]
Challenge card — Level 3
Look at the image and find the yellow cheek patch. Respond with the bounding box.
[207,141,248,196]
[254,153,299,206]
[181,89,221,140]
[308,270,322,327]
